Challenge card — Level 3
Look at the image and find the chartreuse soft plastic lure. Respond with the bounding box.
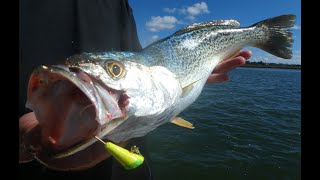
[95,136,144,170]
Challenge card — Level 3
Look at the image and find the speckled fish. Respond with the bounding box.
[20,14,295,169]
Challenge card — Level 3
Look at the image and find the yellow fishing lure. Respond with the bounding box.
[95,136,144,170]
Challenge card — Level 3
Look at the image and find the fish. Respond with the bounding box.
[19,14,296,170]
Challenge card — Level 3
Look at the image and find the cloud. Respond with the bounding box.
[164,2,210,21]
[163,8,177,13]
[185,2,210,16]
[146,16,179,32]
[291,50,301,65]
[146,2,210,32]
[143,35,159,46]
[249,49,301,65]
[292,25,301,30]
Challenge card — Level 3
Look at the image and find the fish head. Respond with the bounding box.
[22,52,174,161]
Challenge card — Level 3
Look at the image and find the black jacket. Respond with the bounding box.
[19,0,153,179]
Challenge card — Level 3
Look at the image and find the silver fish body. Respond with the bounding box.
[102,14,295,142]
[21,14,295,162]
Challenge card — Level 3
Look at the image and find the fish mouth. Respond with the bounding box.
[24,65,128,158]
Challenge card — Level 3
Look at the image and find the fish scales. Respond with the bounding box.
[20,15,295,168]
[137,26,268,89]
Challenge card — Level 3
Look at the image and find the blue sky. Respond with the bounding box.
[129,0,301,65]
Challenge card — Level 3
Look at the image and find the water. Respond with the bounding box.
[146,67,301,180]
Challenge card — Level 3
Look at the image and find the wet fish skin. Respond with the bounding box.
[102,14,295,142]
[23,14,295,160]
[139,15,294,88]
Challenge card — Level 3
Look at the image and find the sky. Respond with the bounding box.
[129,0,301,65]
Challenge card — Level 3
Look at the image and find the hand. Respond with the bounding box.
[206,50,252,83]
[19,112,39,163]
[19,111,127,170]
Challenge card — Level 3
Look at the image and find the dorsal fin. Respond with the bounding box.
[174,20,240,35]
[146,19,240,48]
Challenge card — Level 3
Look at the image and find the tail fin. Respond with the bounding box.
[253,14,296,59]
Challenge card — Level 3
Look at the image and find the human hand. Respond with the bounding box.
[19,111,128,171]
[206,50,252,83]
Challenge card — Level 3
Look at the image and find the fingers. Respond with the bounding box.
[236,50,252,60]
[19,112,38,163]
[213,56,246,74]
[206,73,229,83]
[206,50,252,84]
[20,112,37,122]
[19,112,38,134]
[213,50,252,74]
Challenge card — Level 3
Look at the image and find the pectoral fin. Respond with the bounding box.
[170,117,195,129]
[181,83,194,97]
[181,79,201,97]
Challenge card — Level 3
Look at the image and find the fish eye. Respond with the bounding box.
[112,64,121,76]
[105,61,125,79]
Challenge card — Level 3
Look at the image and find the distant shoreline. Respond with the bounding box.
[241,62,301,69]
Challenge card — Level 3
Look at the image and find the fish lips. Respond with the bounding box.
[24,65,124,157]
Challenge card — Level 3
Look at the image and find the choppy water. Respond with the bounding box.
[146,67,301,180]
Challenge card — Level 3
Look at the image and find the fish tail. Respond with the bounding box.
[252,14,296,59]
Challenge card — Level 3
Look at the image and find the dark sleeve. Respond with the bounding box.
[19,0,142,117]
[19,0,154,180]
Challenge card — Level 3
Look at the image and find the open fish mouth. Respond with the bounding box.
[24,65,128,158]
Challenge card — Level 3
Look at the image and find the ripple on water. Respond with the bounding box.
[147,68,301,180]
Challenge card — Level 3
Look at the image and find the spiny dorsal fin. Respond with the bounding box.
[171,117,195,129]
[174,20,240,36]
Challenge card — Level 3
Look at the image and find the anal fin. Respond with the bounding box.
[170,117,195,129]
